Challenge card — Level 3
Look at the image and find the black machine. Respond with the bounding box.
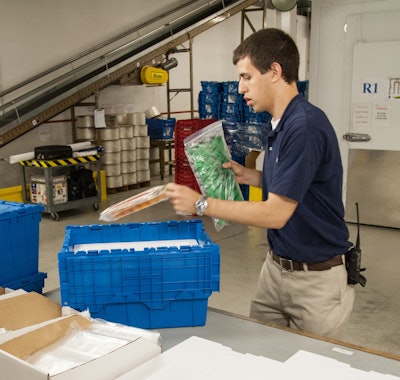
[345,203,367,287]
[67,166,97,200]
[34,145,73,160]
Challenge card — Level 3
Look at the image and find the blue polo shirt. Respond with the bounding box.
[262,95,352,263]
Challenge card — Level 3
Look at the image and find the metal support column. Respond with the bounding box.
[166,39,194,119]
[241,0,268,41]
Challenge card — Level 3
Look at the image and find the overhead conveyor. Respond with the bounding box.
[0,0,261,147]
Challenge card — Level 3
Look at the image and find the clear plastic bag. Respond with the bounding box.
[24,319,161,376]
[89,319,161,346]
[99,185,168,222]
[25,322,128,376]
[184,120,243,231]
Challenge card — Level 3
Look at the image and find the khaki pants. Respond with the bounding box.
[250,252,355,338]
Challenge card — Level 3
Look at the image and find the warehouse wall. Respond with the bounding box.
[0,1,308,189]
[0,0,194,187]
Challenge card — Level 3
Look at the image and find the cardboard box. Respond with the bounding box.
[0,291,161,379]
[0,314,161,380]
[0,291,67,345]
[0,287,26,299]
[245,150,264,171]
[0,291,61,332]
[245,150,264,202]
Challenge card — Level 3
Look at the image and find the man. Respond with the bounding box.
[165,28,354,337]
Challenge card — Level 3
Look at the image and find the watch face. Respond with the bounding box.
[196,196,208,216]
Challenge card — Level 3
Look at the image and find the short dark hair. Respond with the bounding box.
[233,28,299,83]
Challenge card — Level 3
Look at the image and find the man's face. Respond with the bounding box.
[236,56,273,114]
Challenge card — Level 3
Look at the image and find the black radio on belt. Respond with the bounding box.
[345,203,367,287]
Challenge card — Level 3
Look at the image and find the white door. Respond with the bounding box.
[345,40,400,228]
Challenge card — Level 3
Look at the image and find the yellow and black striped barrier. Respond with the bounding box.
[19,154,101,168]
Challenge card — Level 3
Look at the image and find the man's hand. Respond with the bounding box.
[223,159,262,187]
[165,182,202,215]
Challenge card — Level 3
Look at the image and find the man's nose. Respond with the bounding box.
[238,79,246,94]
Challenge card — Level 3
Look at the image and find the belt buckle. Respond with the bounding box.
[279,256,294,271]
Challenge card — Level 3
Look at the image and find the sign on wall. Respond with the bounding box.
[350,40,400,151]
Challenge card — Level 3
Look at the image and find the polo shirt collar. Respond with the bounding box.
[271,94,303,134]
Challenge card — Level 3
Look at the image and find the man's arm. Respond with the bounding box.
[165,182,298,229]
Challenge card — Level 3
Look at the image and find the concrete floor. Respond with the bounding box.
[38,175,400,358]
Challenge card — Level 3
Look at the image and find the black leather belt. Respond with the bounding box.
[270,250,343,271]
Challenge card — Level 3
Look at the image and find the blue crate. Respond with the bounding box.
[297,80,309,99]
[243,109,272,124]
[220,113,242,123]
[58,220,220,329]
[199,91,221,104]
[0,201,44,284]
[3,272,47,294]
[236,132,265,150]
[198,112,219,120]
[200,81,222,94]
[222,121,239,146]
[222,81,239,93]
[231,143,251,160]
[198,102,220,115]
[146,118,176,139]
[238,122,268,135]
[222,92,242,104]
[240,184,250,201]
[221,103,240,114]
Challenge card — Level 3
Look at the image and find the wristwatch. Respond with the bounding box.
[195,195,208,216]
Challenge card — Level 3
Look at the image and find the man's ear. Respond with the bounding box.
[270,62,282,82]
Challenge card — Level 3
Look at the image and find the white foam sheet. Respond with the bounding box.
[283,350,399,380]
[116,336,284,380]
[117,337,400,380]
[73,239,199,253]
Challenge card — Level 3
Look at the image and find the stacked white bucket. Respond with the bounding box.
[75,115,96,141]
[100,112,150,190]
[129,112,151,185]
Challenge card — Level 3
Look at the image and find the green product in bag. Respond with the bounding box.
[184,120,243,231]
